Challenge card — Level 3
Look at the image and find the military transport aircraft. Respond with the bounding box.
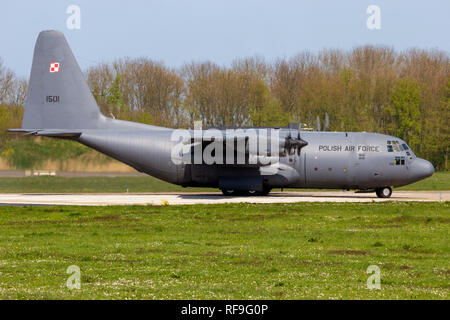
[9,30,434,198]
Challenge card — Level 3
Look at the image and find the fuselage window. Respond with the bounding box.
[387,145,393,152]
[395,156,406,166]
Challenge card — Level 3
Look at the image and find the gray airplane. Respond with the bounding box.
[9,30,434,198]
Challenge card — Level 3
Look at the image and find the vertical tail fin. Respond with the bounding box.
[22,30,102,129]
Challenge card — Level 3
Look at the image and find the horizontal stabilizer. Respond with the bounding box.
[7,129,81,138]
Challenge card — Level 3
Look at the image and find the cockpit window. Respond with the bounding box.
[387,140,410,153]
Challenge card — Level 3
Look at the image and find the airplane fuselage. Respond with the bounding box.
[75,126,434,194]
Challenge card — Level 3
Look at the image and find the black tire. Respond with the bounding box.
[376,187,392,198]
[221,189,235,196]
[221,189,272,196]
[259,187,272,196]
[221,190,249,196]
[249,188,272,196]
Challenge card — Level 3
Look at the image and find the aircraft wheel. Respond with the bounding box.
[221,189,271,196]
[376,187,392,198]
[259,187,272,196]
[221,189,235,196]
[248,188,272,196]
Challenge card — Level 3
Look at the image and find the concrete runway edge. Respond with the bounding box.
[0,191,448,206]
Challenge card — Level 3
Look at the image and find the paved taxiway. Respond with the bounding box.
[0,191,447,206]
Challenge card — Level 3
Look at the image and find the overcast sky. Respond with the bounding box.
[1,0,449,77]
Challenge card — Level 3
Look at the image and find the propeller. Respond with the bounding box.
[284,132,308,154]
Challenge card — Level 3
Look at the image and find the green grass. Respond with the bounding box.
[0,171,447,193]
[0,176,213,193]
[0,202,448,299]
[397,171,450,190]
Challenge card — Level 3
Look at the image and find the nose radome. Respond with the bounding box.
[411,158,434,180]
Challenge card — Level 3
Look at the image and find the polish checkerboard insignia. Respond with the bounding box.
[49,62,60,73]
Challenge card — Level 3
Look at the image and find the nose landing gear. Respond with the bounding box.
[375,187,392,198]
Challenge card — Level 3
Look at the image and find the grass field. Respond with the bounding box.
[0,171,448,193]
[397,171,450,191]
[0,202,448,299]
[0,175,209,193]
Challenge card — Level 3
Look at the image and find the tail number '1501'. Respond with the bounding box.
[46,95,60,103]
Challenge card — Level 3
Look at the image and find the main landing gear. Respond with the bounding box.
[221,187,272,196]
[375,187,392,198]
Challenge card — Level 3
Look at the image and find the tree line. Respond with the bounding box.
[0,46,449,169]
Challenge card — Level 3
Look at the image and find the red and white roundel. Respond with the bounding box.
[49,62,60,73]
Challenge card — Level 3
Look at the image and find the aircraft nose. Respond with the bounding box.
[410,158,434,181]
